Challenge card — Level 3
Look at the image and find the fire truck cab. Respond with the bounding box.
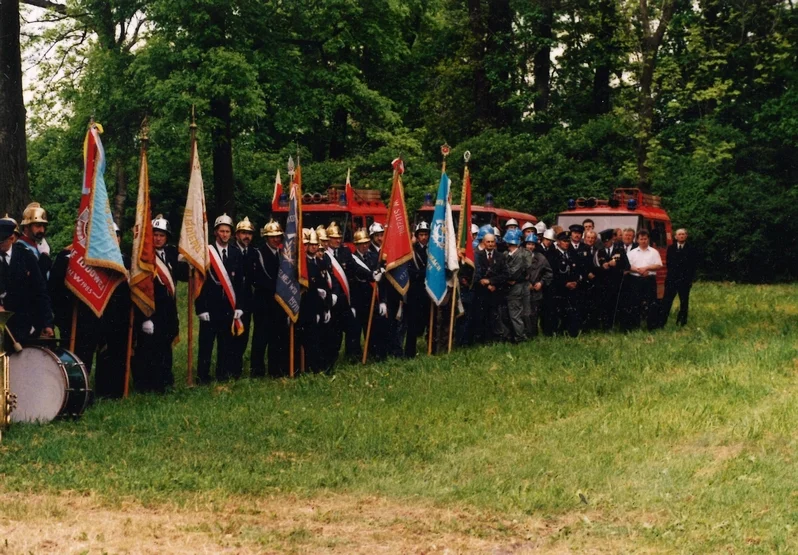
[271,180,387,248]
[555,188,673,297]
[415,193,537,233]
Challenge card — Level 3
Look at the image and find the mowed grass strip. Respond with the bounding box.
[1,282,797,552]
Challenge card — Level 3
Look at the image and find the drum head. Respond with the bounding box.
[9,346,67,423]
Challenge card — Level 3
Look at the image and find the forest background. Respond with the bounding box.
[2,0,796,282]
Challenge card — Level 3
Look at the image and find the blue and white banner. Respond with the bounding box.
[425,172,459,306]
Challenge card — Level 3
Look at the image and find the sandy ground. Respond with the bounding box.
[0,492,605,554]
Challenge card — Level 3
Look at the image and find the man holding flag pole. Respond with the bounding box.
[425,144,460,354]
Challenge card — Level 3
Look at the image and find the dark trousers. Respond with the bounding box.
[133,333,174,393]
[621,275,659,331]
[197,318,235,382]
[251,299,288,378]
[404,298,429,358]
[600,279,624,331]
[455,289,474,346]
[524,295,541,338]
[661,281,692,326]
[540,290,557,336]
[555,291,581,337]
[230,311,252,379]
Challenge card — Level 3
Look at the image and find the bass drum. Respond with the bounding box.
[9,346,90,423]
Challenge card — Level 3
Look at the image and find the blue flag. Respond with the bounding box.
[425,172,458,305]
[275,183,302,322]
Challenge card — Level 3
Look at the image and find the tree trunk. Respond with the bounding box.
[0,0,31,216]
[329,107,347,160]
[113,159,127,229]
[591,0,617,116]
[210,96,236,220]
[635,0,676,192]
[533,0,553,129]
[467,0,490,129]
[486,0,514,127]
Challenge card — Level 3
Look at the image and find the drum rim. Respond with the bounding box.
[53,347,91,415]
[9,345,70,422]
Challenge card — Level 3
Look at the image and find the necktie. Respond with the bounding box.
[222,248,227,264]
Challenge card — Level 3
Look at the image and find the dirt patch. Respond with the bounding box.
[0,492,612,554]
[675,441,745,478]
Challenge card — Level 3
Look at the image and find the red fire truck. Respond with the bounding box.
[555,188,673,297]
[271,179,388,247]
[415,193,537,232]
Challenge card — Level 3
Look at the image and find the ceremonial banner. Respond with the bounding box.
[65,124,127,317]
[425,172,459,306]
[458,165,475,268]
[178,139,209,299]
[130,145,156,317]
[294,164,308,288]
[381,158,413,294]
[271,170,282,206]
[275,182,303,322]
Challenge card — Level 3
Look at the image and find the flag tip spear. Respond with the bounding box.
[190,104,197,130]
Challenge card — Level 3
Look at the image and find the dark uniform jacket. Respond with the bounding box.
[596,242,629,285]
[0,242,53,340]
[17,236,52,279]
[665,243,698,286]
[550,247,583,296]
[300,253,332,326]
[195,243,242,321]
[475,249,508,292]
[526,251,553,301]
[407,242,428,299]
[137,245,185,342]
[233,242,259,314]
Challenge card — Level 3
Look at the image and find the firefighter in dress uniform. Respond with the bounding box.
[195,214,243,383]
[405,221,430,358]
[18,202,53,278]
[351,229,384,361]
[251,220,288,378]
[0,217,54,345]
[231,217,258,378]
[595,228,629,331]
[133,215,184,393]
[299,229,333,372]
[551,230,583,337]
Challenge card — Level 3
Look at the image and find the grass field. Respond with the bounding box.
[1,282,797,553]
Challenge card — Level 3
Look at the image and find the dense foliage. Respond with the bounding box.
[20,0,798,281]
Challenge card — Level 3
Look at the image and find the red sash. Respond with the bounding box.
[155,255,175,297]
[208,245,236,310]
[327,248,350,303]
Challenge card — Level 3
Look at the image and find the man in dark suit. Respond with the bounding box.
[251,220,287,378]
[351,228,385,361]
[595,228,629,331]
[0,218,53,344]
[230,217,258,379]
[404,222,430,358]
[550,231,583,337]
[474,232,509,343]
[195,214,243,383]
[661,228,698,326]
[132,215,184,393]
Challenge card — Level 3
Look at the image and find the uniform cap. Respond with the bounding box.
[569,224,585,235]
[326,222,342,238]
[0,219,16,241]
[556,231,570,241]
[415,221,430,234]
[1,214,19,236]
[369,222,384,235]
[599,228,615,242]
[152,214,172,235]
[353,228,371,244]
[261,219,283,237]
[21,202,48,226]
[214,213,234,229]
[236,217,255,232]
[543,228,557,241]
[505,218,519,228]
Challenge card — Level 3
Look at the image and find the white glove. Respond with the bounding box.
[198,312,210,322]
[234,309,243,319]
[38,238,51,256]
[331,294,338,306]
[379,302,387,317]
[351,307,356,318]
[373,270,384,282]
[324,311,331,324]
[142,320,155,334]
[396,304,403,320]
[316,314,320,323]
[317,288,327,300]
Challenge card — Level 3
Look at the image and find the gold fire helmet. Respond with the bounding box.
[315,225,328,242]
[260,219,283,237]
[353,228,370,244]
[21,202,48,226]
[236,217,255,233]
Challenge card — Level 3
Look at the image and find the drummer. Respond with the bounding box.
[0,218,54,344]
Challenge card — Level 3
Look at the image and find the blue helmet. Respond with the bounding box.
[525,233,539,244]
[477,224,494,242]
[504,228,521,246]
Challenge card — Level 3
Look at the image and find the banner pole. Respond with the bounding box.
[69,298,78,352]
[289,323,295,378]
[187,267,194,386]
[427,302,434,355]
[448,282,458,353]
[123,306,134,398]
[361,284,377,364]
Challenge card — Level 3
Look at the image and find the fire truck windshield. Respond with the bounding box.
[556,213,641,233]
